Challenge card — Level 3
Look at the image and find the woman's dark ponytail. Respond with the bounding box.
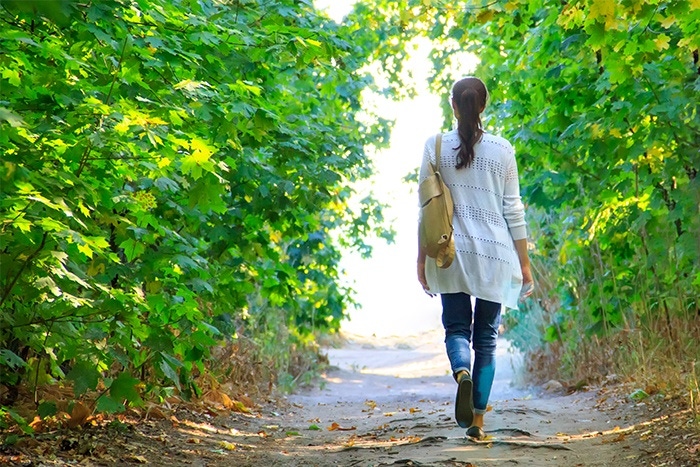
[452,77,488,169]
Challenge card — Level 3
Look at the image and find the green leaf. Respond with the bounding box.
[198,321,222,336]
[0,349,28,370]
[66,360,100,396]
[96,395,126,414]
[3,434,20,446]
[184,346,204,362]
[38,402,58,418]
[158,357,181,390]
[1,68,21,86]
[119,238,145,262]
[11,214,33,232]
[109,372,142,405]
[7,408,33,434]
[543,325,560,343]
[144,329,174,353]
[629,389,649,401]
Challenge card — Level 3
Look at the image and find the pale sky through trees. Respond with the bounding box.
[313,0,467,337]
[313,1,482,338]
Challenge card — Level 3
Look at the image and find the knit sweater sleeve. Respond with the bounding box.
[503,146,527,240]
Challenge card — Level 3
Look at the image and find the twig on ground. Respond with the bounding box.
[494,407,552,416]
[489,427,533,437]
[469,438,572,451]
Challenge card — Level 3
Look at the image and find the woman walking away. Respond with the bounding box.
[417,77,534,440]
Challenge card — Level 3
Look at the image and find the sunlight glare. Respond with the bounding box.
[314,0,480,338]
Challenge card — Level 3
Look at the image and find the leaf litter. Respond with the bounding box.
[3,347,700,466]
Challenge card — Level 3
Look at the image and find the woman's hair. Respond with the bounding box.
[451,77,488,169]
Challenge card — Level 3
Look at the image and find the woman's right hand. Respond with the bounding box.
[417,260,435,297]
[520,265,534,299]
[513,238,534,298]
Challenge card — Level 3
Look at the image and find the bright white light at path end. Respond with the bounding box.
[314,0,354,22]
[313,0,481,339]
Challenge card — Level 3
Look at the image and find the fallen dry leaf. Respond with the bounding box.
[146,405,167,420]
[409,407,421,414]
[205,389,252,413]
[219,441,236,451]
[328,422,356,431]
[29,416,44,432]
[239,394,255,408]
[67,402,91,428]
[231,400,250,413]
[602,433,626,444]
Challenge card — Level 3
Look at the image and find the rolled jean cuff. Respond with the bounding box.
[474,408,487,415]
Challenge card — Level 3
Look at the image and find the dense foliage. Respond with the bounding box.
[0,0,391,422]
[347,0,699,380]
[2,0,698,435]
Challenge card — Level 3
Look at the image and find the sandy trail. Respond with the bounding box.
[17,328,670,466]
[224,330,657,466]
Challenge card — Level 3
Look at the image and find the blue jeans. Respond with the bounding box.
[441,293,502,414]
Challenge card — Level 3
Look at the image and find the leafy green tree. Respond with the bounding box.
[0,0,391,416]
[346,0,699,379]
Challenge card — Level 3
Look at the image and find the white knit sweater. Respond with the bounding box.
[419,129,527,310]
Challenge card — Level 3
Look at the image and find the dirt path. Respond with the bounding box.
[213,331,672,466]
[7,330,692,466]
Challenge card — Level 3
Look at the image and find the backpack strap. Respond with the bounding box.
[434,133,443,172]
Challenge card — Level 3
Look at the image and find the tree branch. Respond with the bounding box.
[0,232,48,309]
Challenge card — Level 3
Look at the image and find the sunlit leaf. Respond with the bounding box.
[0,107,25,127]
[119,238,145,262]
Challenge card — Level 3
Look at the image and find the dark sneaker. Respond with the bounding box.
[455,372,474,428]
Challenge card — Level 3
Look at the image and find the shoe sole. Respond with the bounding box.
[455,377,474,428]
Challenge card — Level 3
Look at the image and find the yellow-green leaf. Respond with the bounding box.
[654,34,670,51]
[78,243,93,258]
[1,68,20,86]
[190,138,215,162]
[659,15,676,29]
[10,213,32,232]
